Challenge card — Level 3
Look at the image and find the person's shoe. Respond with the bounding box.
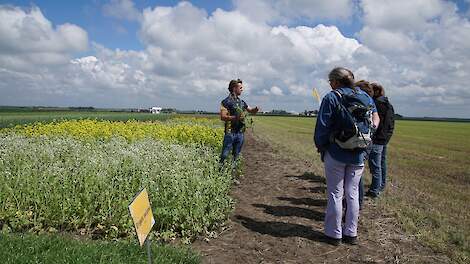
[365,191,379,199]
[342,235,358,245]
[323,235,341,246]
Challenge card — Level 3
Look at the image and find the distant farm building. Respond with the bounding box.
[304,110,318,116]
[150,107,162,114]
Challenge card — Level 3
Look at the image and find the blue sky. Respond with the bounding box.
[1,0,470,117]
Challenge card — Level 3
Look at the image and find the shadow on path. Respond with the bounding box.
[252,204,325,221]
[286,172,326,184]
[277,197,327,207]
[235,215,324,242]
[300,186,326,193]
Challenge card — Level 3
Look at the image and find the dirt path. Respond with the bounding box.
[192,132,450,263]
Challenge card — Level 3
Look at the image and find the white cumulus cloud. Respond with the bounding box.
[0,5,88,71]
[355,0,470,117]
[270,86,284,96]
[233,0,354,24]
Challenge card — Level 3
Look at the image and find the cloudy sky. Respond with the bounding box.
[1,0,470,118]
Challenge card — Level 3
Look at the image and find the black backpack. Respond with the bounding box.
[332,88,374,150]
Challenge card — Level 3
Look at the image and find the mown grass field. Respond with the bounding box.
[0,111,228,264]
[253,116,470,263]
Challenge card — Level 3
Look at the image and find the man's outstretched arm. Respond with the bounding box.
[246,106,259,114]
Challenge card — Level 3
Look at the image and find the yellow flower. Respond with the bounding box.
[9,119,224,149]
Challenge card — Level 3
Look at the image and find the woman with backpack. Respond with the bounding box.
[314,67,379,246]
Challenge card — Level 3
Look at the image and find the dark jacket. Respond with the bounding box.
[221,95,248,133]
[373,96,395,145]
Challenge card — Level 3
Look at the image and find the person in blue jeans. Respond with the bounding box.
[219,79,259,164]
[354,80,376,207]
[365,83,395,198]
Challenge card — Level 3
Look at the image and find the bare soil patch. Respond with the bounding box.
[192,132,450,263]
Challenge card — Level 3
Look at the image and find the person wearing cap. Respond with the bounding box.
[219,79,259,164]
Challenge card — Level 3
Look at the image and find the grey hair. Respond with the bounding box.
[328,67,355,88]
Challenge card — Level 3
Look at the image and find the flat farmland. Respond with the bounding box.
[1,110,468,263]
[252,116,470,263]
[0,110,175,128]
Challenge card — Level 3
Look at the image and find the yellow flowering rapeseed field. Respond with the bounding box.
[10,118,224,149]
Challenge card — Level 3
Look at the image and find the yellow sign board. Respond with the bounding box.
[129,188,155,246]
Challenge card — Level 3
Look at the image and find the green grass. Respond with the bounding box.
[0,111,175,128]
[0,233,200,264]
[252,116,470,263]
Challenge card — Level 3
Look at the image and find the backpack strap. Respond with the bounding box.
[332,87,356,100]
[332,89,342,99]
[332,89,345,115]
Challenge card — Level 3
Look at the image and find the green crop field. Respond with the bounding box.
[252,116,470,263]
[0,108,207,128]
[0,111,228,264]
[0,110,177,128]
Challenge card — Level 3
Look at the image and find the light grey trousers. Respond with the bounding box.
[323,152,364,239]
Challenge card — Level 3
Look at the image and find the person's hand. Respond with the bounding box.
[232,113,244,121]
[316,148,326,162]
[371,124,378,134]
[253,106,259,113]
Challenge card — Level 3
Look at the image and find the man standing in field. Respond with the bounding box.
[219,79,259,164]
